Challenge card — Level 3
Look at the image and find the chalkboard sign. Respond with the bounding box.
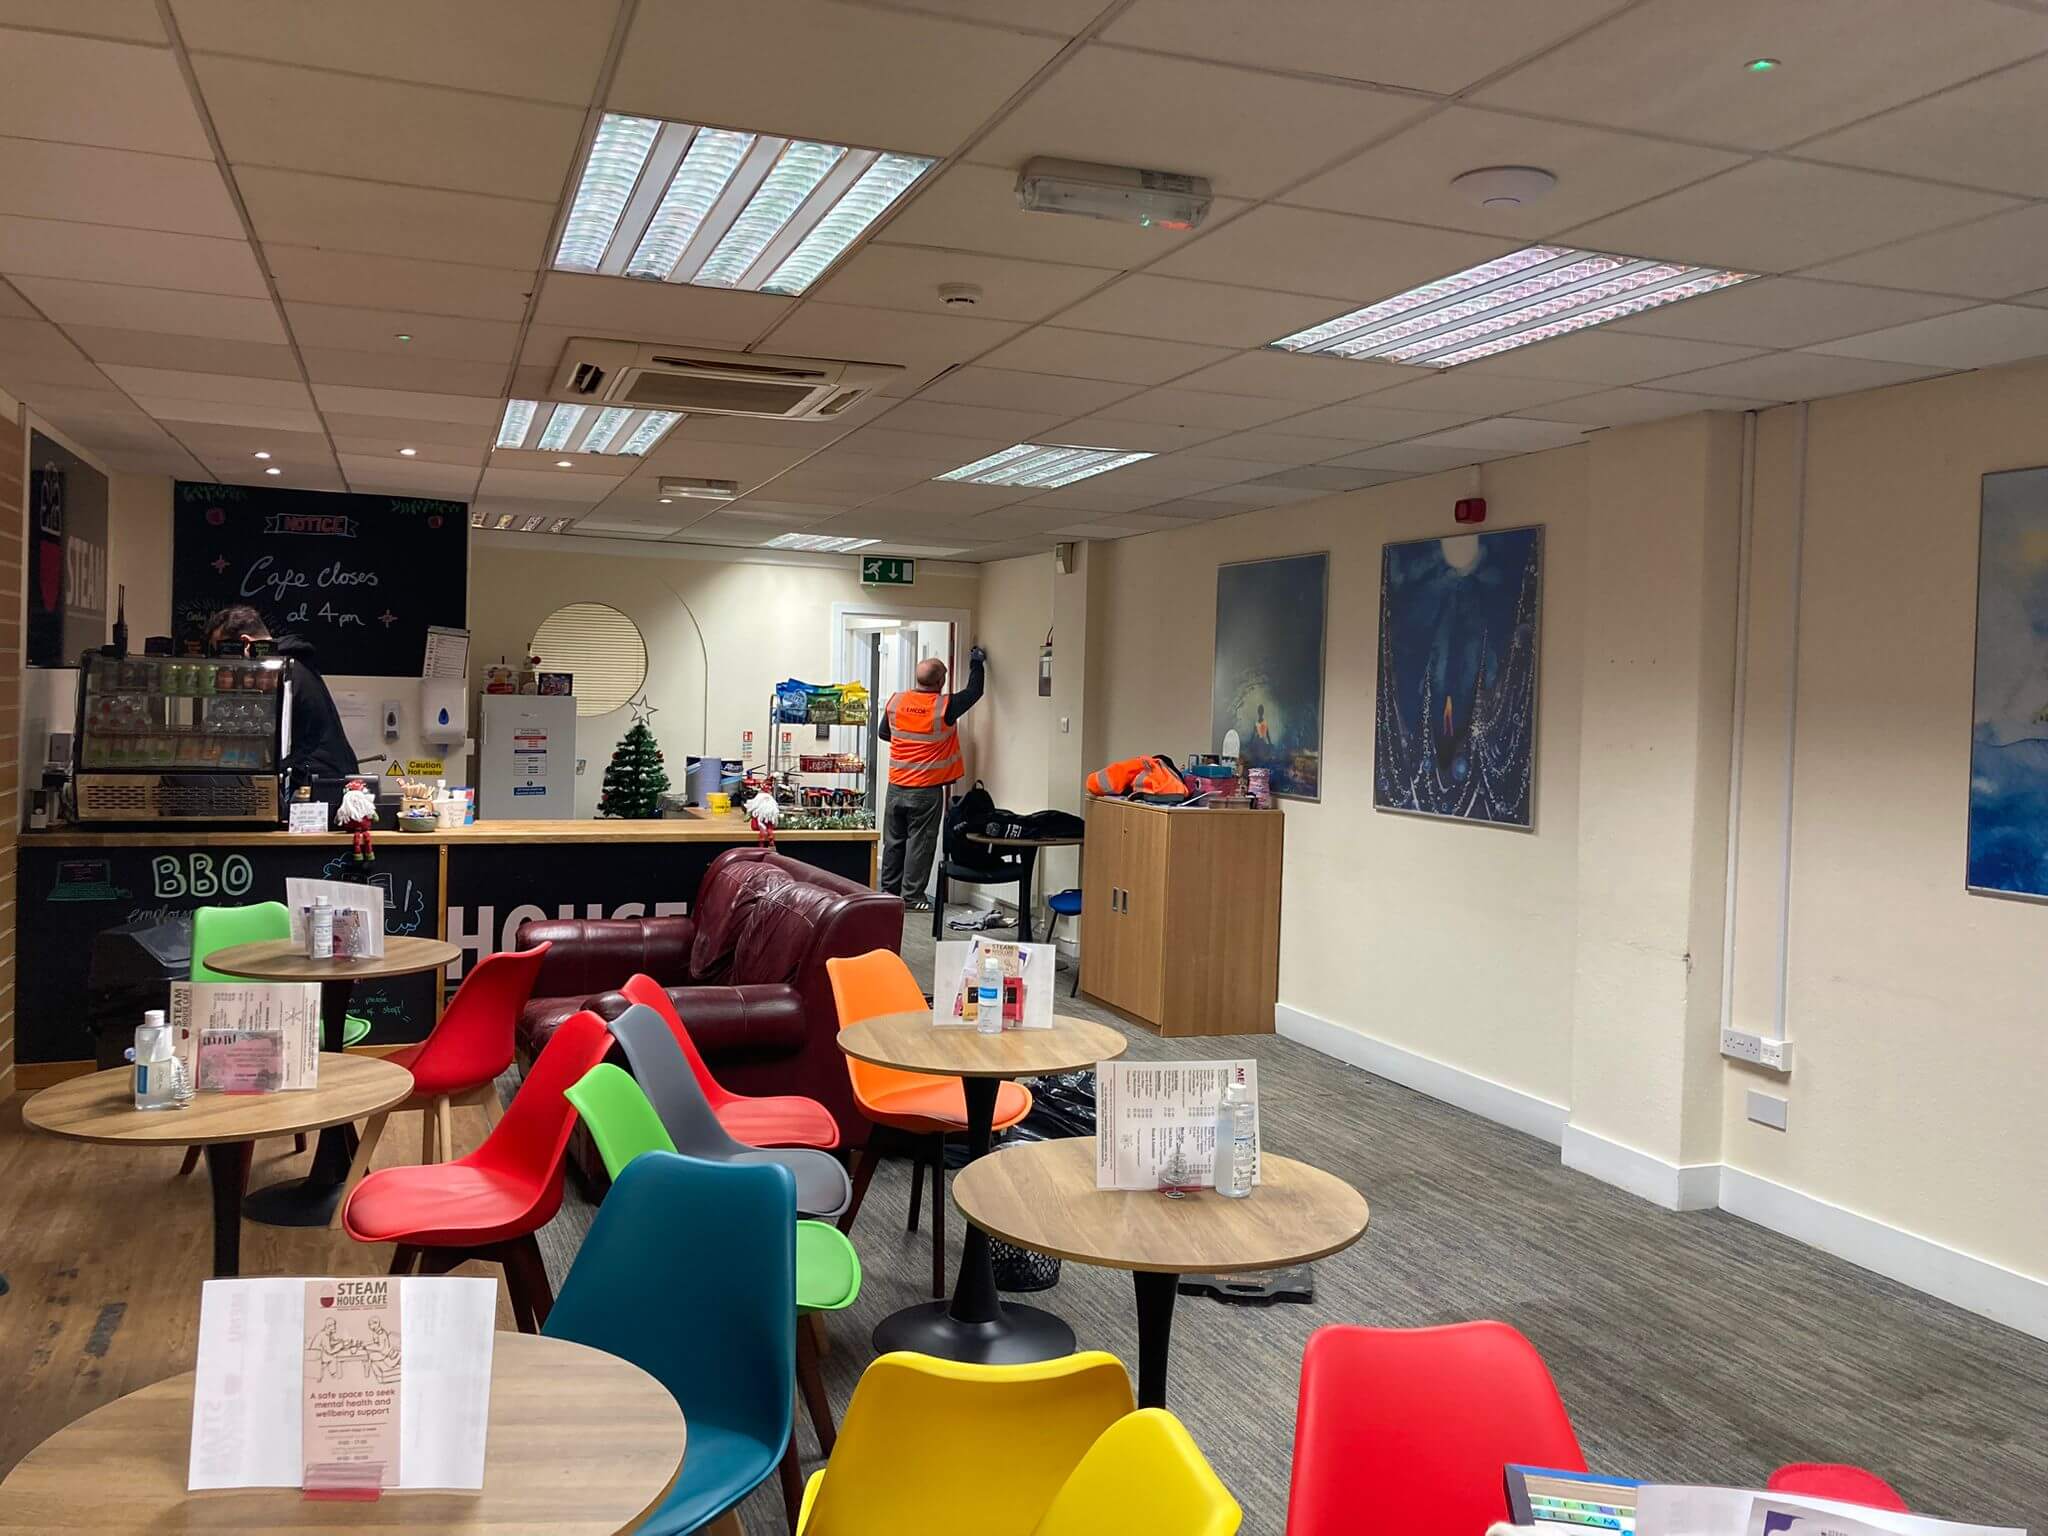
[172,481,467,677]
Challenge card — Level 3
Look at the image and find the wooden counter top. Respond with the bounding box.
[29,815,877,848]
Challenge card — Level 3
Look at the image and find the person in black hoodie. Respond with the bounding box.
[205,604,358,789]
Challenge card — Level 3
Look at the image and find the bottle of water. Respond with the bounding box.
[1215,1066,1254,1198]
[132,1009,183,1111]
[976,948,1003,1035]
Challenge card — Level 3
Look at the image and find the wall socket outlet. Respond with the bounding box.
[1721,1028,1793,1073]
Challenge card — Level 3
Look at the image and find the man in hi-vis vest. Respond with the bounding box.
[877,645,986,911]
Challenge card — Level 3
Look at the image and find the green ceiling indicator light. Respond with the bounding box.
[1745,57,1780,72]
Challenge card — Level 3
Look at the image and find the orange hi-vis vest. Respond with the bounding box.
[887,689,963,788]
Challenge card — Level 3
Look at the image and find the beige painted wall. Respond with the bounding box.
[1724,360,2048,1278]
[958,551,1053,819]
[469,537,980,819]
[1091,447,1590,1110]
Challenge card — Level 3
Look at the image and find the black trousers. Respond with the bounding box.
[879,783,944,896]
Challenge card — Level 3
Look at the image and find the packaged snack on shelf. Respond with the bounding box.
[774,679,815,724]
[806,685,843,725]
[838,682,869,724]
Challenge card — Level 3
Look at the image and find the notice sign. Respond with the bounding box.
[860,555,915,586]
[304,1280,402,1489]
[1095,1059,1261,1191]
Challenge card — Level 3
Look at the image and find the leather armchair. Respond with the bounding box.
[517,848,902,1183]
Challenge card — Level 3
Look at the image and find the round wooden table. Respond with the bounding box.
[0,1331,685,1534]
[838,1010,1126,1365]
[204,937,461,1228]
[952,831,1084,943]
[952,1137,1369,1408]
[22,1055,413,1278]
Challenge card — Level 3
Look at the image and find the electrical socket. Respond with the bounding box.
[1757,1035,1793,1072]
[1722,1028,1793,1074]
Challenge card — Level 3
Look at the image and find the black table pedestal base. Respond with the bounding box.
[243,978,358,1230]
[870,1297,1075,1365]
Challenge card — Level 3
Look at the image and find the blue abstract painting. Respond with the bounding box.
[1967,467,2048,899]
[1375,527,1542,827]
[1212,553,1327,800]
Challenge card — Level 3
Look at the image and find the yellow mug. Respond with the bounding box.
[708,792,732,815]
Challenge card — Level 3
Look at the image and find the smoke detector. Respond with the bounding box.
[937,283,983,308]
[1449,166,1558,209]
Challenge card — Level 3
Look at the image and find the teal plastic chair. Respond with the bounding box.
[565,1062,860,1457]
[544,1150,799,1533]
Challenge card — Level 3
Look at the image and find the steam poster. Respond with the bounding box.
[1375,528,1542,828]
[1967,467,2048,899]
[1211,553,1327,801]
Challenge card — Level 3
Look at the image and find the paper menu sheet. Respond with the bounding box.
[1095,1059,1260,1190]
[171,982,320,1089]
[932,939,1056,1029]
[190,1277,497,1492]
[285,877,386,959]
[1635,1485,2024,1536]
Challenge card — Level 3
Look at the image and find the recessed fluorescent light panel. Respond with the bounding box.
[553,113,937,295]
[1268,245,1756,368]
[763,533,878,552]
[496,399,681,456]
[936,444,1155,488]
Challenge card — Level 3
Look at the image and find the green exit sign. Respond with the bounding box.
[861,555,915,586]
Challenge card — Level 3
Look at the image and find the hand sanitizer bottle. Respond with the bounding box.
[1215,1066,1254,1198]
[308,895,334,960]
[132,1009,182,1110]
[976,948,1003,1035]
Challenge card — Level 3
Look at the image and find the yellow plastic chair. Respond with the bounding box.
[1031,1409,1242,1536]
[795,1351,1135,1536]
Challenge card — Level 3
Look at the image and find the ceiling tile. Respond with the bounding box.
[0,31,209,156]
[1253,465,1404,493]
[1798,54,2048,198]
[878,163,1250,269]
[170,0,617,105]
[329,436,486,469]
[0,2,165,42]
[1461,330,1763,386]
[131,395,322,431]
[1607,276,1971,348]
[1653,350,1951,401]
[673,397,895,446]
[971,45,1428,199]
[97,365,309,406]
[12,275,285,342]
[1330,370,1585,415]
[1190,483,1322,508]
[611,0,1062,156]
[193,57,583,201]
[638,440,817,486]
[266,247,537,321]
[1055,275,1344,349]
[0,275,31,317]
[528,275,791,351]
[172,422,330,457]
[868,480,1031,515]
[915,367,1139,417]
[975,326,1233,386]
[1273,398,1483,442]
[831,427,1006,463]
[66,327,298,378]
[1517,386,1778,426]
[1803,205,2048,299]
[1050,415,1228,453]
[339,455,481,497]
[310,383,503,426]
[1325,441,1496,473]
[478,465,623,503]
[319,411,493,449]
[1808,304,2048,370]
[298,348,508,397]
[872,398,1064,442]
[1196,429,1370,465]
[1473,0,2048,150]
[758,302,1022,376]
[813,244,1113,323]
[1170,349,1406,404]
[0,215,264,296]
[0,336,112,391]
[1152,206,1514,303]
[872,0,1109,32]
[0,139,240,237]
[1023,483,1181,513]
[235,167,555,269]
[1091,387,1300,432]
[487,449,634,479]
[1410,417,1588,452]
[1048,516,1184,535]
[1101,0,1625,94]
[1565,160,2015,274]
[1283,107,1745,239]
[283,302,518,365]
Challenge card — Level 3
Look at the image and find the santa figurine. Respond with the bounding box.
[744,789,780,849]
[337,779,378,865]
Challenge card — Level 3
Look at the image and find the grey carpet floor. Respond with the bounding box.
[528,909,2048,1535]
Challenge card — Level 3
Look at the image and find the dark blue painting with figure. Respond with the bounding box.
[1967,468,2048,899]
[1212,553,1326,800]
[1375,527,1541,828]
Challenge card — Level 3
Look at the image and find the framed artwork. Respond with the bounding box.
[1374,526,1542,828]
[1967,467,2048,901]
[1211,552,1328,801]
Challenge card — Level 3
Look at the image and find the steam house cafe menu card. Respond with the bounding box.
[1095,1059,1261,1191]
[188,1276,496,1492]
[170,981,321,1092]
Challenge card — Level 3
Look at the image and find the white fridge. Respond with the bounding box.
[478,694,578,820]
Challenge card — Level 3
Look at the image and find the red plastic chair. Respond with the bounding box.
[1286,1322,1586,1536]
[1767,1463,1909,1512]
[334,946,551,1215]
[342,1008,614,1332]
[620,972,841,1150]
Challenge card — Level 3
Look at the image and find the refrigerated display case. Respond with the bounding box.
[72,651,292,824]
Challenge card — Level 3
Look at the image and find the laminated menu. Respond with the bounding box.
[286,877,386,959]
[303,1280,403,1489]
[1095,1059,1261,1191]
[171,982,320,1090]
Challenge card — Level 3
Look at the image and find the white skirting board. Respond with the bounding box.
[1275,1004,2048,1345]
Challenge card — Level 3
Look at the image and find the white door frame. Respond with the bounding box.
[829,600,973,684]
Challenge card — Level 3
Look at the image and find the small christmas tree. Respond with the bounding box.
[597,697,669,819]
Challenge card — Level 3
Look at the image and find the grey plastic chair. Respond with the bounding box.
[607,1002,854,1221]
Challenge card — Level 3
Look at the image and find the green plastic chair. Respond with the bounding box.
[566,1062,861,1456]
[192,900,373,1046]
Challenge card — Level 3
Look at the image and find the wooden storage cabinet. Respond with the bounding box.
[1079,799,1282,1036]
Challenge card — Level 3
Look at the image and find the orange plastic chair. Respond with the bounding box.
[826,949,1031,1298]
[620,972,840,1150]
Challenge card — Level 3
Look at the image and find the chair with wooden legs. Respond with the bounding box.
[341,1008,613,1332]
[331,944,549,1215]
[825,949,1031,1299]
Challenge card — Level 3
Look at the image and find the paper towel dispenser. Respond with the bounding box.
[420,679,467,747]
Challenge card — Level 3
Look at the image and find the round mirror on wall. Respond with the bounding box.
[530,602,648,718]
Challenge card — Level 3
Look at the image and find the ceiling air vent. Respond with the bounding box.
[550,339,901,421]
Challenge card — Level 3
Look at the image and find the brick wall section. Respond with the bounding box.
[0,407,20,1092]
